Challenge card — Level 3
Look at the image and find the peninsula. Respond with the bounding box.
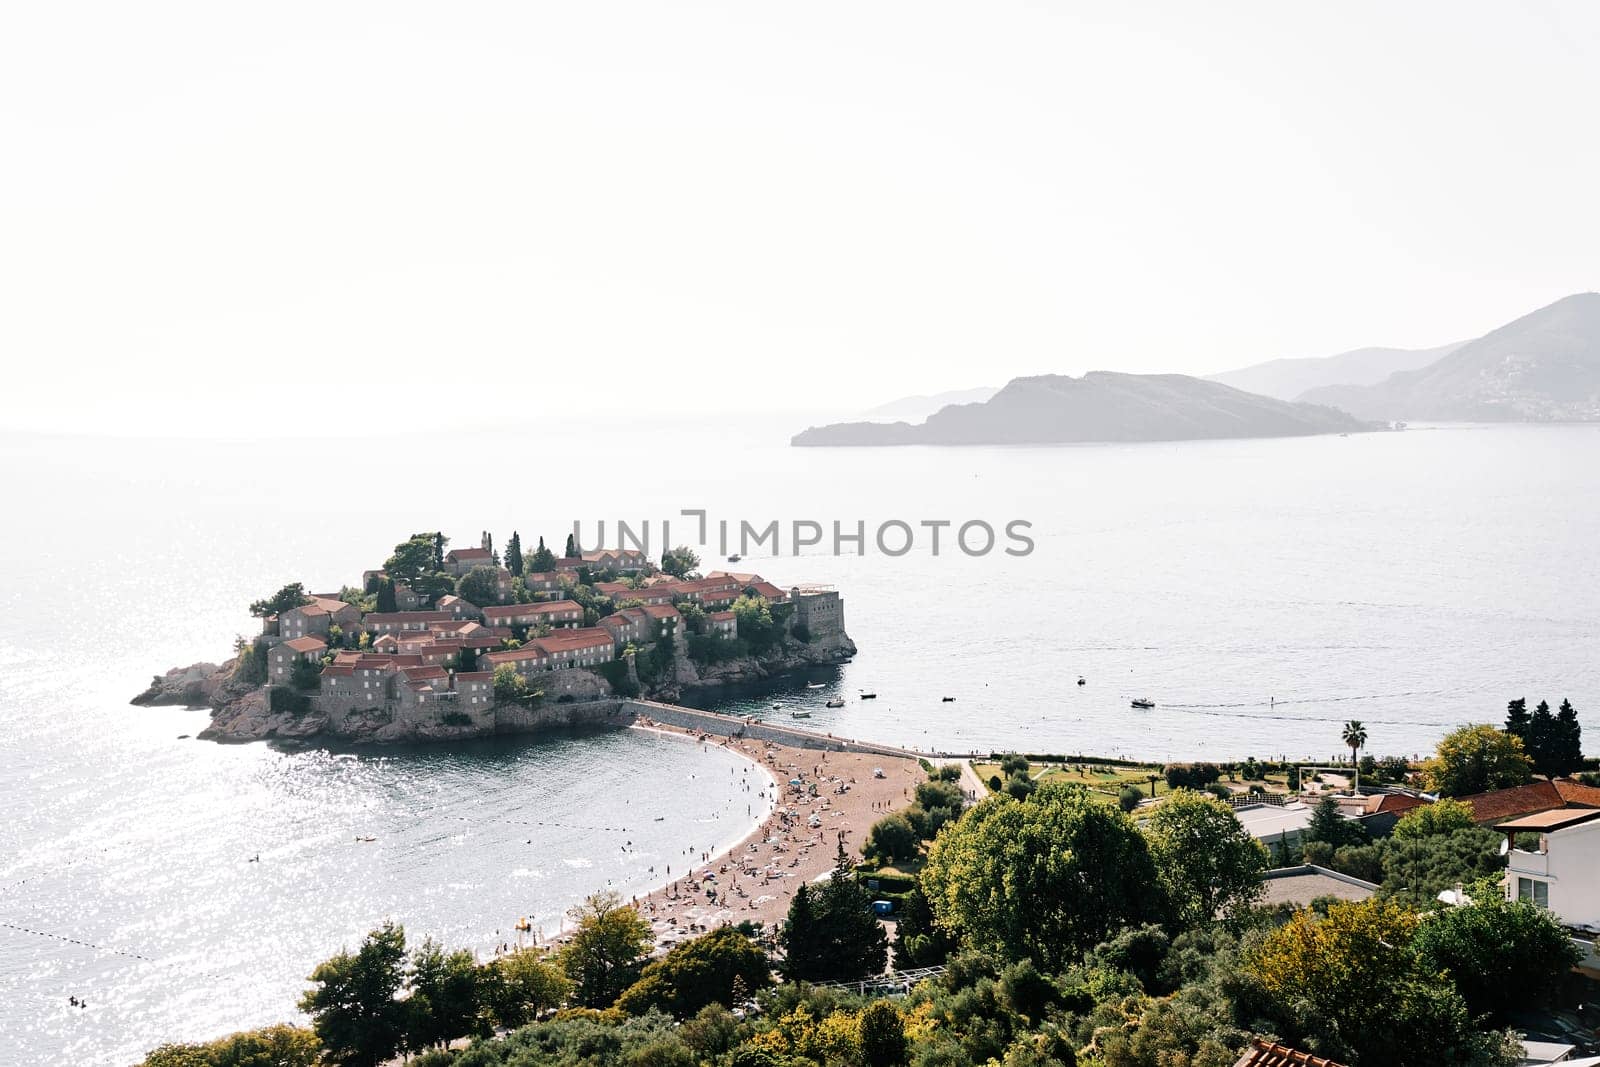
[133,531,855,743]
[791,370,1374,446]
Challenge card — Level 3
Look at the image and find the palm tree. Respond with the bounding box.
[1342,720,1368,794]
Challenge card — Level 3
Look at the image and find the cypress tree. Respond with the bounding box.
[1505,698,1530,741]
[505,531,524,576]
[1529,700,1557,777]
[1553,699,1584,777]
[565,532,579,558]
[377,578,398,614]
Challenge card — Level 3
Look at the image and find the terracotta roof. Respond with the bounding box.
[1460,778,1600,823]
[455,671,491,682]
[321,664,354,677]
[402,665,449,681]
[446,548,494,562]
[482,646,548,664]
[708,610,735,621]
[282,637,328,653]
[751,581,787,600]
[1362,793,1428,816]
[641,604,681,620]
[1495,808,1600,833]
[531,628,615,652]
[362,611,453,625]
[1232,1039,1350,1067]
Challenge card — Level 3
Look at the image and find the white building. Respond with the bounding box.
[1496,807,1600,980]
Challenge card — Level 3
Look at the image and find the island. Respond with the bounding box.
[132,531,855,743]
[791,370,1374,446]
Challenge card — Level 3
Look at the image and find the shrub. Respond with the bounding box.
[864,814,920,864]
[1118,786,1143,812]
[441,712,472,727]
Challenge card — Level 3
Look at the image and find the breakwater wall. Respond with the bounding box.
[620,698,925,760]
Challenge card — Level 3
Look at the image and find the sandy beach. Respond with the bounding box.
[624,720,927,950]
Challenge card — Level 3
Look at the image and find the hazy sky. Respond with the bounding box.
[4,2,1597,435]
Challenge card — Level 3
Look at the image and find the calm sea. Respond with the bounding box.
[2,418,1597,1062]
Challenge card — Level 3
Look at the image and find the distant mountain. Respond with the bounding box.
[865,387,999,420]
[792,372,1372,446]
[1209,342,1463,401]
[1300,293,1600,421]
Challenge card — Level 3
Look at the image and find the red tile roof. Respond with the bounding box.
[1460,778,1600,823]
[1232,1040,1350,1067]
[282,637,328,653]
[362,611,453,625]
[532,628,615,652]
[447,548,494,562]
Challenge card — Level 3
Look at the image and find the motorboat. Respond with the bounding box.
[790,710,812,719]
[727,553,742,562]
[859,691,877,700]
[941,696,955,702]
[806,682,825,689]
[1077,676,1086,686]
[825,698,845,708]
[1130,698,1156,709]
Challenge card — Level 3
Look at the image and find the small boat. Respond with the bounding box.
[654,816,666,822]
[806,682,825,689]
[727,553,741,562]
[825,698,845,708]
[355,835,377,843]
[941,696,955,702]
[1130,698,1155,709]
[790,710,812,719]
[859,692,877,700]
[1077,676,1086,686]
[772,703,783,710]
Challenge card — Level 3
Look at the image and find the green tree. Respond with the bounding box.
[660,545,700,579]
[731,594,777,651]
[458,565,501,607]
[564,532,578,558]
[480,947,571,1030]
[1528,700,1557,777]
[1412,895,1581,1023]
[864,813,919,864]
[615,926,772,1018]
[504,531,523,576]
[407,937,484,1050]
[1391,798,1475,840]
[858,1000,909,1067]
[559,892,654,1008]
[1423,724,1533,796]
[1118,786,1142,812]
[376,577,397,614]
[1552,698,1584,778]
[140,1025,321,1067]
[781,844,889,982]
[1306,797,1366,849]
[249,582,311,618]
[387,534,439,584]
[1341,721,1368,792]
[298,921,411,1067]
[1504,697,1530,740]
[1244,898,1514,1067]
[529,536,557,573]
[1143,790,1267,928]
[921,783,1168,970]
[492,664,527,703]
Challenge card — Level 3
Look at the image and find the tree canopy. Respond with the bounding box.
[1423,724,1533,796]
[1412,895,1581,1024]
[529,536,557,573]
[1143,790,1267,927]
[249,582,311,618]
[781,845,889,982]
[559,892,654,1008]
[921,783,1168,970]
[297,921,411,1067]
[615,926,772,1018]
[661,545,701,579]
[457,565,501,607]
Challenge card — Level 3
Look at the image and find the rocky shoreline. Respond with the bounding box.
[131,633,857,745]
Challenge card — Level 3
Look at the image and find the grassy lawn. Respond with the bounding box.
[972,760,1172,801]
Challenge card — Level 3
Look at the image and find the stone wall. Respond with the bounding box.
[621,698,918,759]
